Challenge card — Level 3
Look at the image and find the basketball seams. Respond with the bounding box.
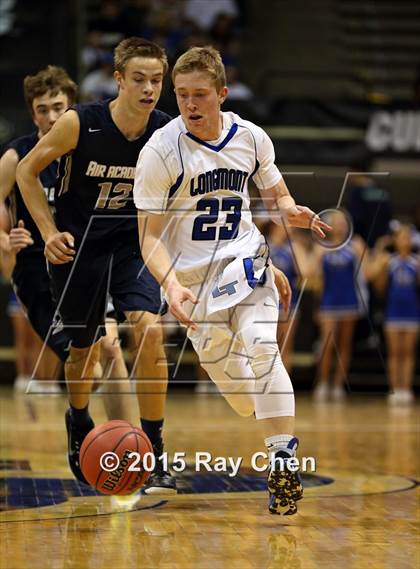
[80,420,133,469]
[94,430,138,490]
[114,431,139,494]
[118,429,153,493]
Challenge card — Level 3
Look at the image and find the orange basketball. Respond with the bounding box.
[80,420,153,495]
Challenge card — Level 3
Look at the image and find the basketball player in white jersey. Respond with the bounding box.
[133,47,329,515]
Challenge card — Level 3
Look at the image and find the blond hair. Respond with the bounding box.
[172,46,226,90]
[114,37,168,75]
[24,66,77,114]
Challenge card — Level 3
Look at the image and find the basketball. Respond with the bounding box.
[80,420,153,495]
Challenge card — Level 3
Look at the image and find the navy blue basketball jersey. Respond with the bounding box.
[54,100,171,241]
[6,132,57,257]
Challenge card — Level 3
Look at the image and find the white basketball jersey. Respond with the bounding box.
[134,112,282,271]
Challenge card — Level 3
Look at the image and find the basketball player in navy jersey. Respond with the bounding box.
[0,66,78,388]
[0,67,131,416]
[17,39,176,493]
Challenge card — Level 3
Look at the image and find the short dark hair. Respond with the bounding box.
[23,65,78,113]
[114,37,168,75]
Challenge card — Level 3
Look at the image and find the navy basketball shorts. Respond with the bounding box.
[49,237,164,349]
[12,253,71,362]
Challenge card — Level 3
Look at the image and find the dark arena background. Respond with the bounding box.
[0,2,419,568]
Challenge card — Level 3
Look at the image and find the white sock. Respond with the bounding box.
[264,434,297,457]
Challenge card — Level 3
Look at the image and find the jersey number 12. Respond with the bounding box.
[95,182,132,209]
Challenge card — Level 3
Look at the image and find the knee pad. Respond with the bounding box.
[253,353,295,420]
[200,359,255,417]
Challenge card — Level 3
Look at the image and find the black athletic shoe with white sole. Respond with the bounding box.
[65,408,94,485]
[143,441,177,495]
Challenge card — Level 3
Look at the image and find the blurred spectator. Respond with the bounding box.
[184,0,238,31]
[0,0,15,35]
[226,65,253,101]
[88,0,126,45]
[81,52,118,102]
[346,165,392,248]
[147,9,189,60]
[82,30,111,72]
[119,0,153,37]
[172,30,209,62]
[210,13,238,48]
[413,205,420,251]
[413,62,420,103]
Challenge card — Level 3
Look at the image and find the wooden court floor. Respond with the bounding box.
[0,387,418,569]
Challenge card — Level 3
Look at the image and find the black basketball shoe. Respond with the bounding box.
[143,441,177,495]
[65,408,95,485]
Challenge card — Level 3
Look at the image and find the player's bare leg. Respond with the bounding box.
[98,319,132,421]
[64,342,100,484]
[66,343,100,408]
[385,327,401,403]
[10,311,33,392]
[331,318,356,400]
[314,318,336,401]
[400,329,417,403]
[126,310,176,494]
[31,344,62,394]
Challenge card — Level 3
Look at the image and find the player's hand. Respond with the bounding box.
[44,231,76,264]
[9,220,34,253]
[284,205,332,239]
[271,265,291,314]
[165,280,199,331]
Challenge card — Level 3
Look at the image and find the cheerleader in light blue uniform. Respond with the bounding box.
[268,223,309,372]
[369,224,419,405]
[312,211,368,401]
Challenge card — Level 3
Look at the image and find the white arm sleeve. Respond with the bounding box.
[252,128,282,190]
[133,144,175,214]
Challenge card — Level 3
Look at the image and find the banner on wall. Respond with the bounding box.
[266,100,420,164]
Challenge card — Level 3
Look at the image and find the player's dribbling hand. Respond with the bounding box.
[285,205,332,238]
[45,231,76,264]
[9,220,34,253]
[271,265,291,314]
[165,280,199,331]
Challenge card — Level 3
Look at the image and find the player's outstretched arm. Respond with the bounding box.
[260,178,331,238]
[16,111,79,264]
[138,211,198,330]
